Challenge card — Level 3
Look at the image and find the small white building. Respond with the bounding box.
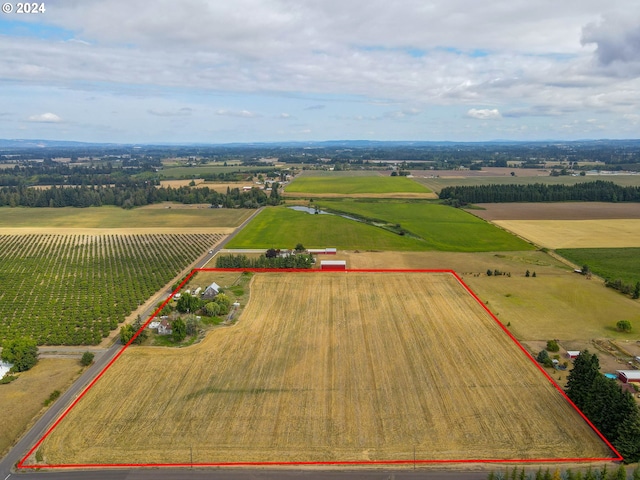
[566,351,581,359]
[148,321,161,330]
[193,287,202,296]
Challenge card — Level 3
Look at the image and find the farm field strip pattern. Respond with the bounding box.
[31,271,615,466]
[0,234,224,345]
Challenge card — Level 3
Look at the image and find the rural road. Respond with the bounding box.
[0,208,264,478]
[0,467,491,479]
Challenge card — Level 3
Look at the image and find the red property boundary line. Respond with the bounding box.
[18,268,622,470]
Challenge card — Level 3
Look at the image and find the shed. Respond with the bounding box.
[321,260,346,271]
[193,287,202,296]
[566,351,581,359]
[616,370,640,383]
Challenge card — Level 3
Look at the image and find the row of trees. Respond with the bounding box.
[488,465,637,480]
[0,182,281,209]
[215,253,314,269]
[565,351,640,462]
[439,181,640,204]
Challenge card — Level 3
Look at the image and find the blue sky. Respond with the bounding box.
[1,0,639,143]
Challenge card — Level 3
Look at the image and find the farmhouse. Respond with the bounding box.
[616,370,640,384]
[320,260,346,271]
[158,319,172,336]
[148,321,160,330]
[202,282,221,299]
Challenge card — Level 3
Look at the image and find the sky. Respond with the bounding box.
[0,0,639,143]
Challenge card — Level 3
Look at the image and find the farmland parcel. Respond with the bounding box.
[37,272,612,465]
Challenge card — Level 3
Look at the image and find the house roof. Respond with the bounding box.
[206,282,220,291]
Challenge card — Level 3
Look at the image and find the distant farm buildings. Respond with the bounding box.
[616,370,640,384]
[308,247,337,255]
[320,260,347,271]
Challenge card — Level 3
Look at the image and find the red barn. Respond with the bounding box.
[320,260,346,271]
[616,370,640,383]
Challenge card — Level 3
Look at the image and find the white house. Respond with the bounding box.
[158,319,172,335]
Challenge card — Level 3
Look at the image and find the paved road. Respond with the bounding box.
[2,467,491,479]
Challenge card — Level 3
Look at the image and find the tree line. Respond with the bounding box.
[215,253,314,269]
[565,351,640,463]
[439,181,640,204]
[0,183,280,209]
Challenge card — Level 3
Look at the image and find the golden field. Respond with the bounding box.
[37,272,612,465]
[493,220,640,249]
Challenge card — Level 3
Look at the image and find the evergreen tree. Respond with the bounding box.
[565,350,600,411]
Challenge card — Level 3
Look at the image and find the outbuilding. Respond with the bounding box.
[566,351,581,359]
[616,370,640,384]
[320,260,346,271]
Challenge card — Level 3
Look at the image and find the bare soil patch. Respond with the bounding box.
[38,272,612,465]
[471,202,640,221]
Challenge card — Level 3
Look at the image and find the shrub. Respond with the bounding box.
[546,340,560,352]
[617,320,632,332]
[80,351,95,367]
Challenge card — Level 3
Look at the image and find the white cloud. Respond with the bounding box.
[28,112,62,123]
[148,107,192,117]
[467,108,501,119]
[215,109,259,118]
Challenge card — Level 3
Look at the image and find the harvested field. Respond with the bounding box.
[0,358,80,458]
[493,220,640,248]
[341,252,640,341]
[38,272,612,465]
[0,205,250,232]
[470,202,640,221]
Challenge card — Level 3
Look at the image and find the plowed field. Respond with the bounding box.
[37,272,613,465]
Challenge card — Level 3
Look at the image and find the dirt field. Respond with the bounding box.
[37,272,612,465]
[493,220,640,248]
[0,359,80,458]
[470,203,640,221]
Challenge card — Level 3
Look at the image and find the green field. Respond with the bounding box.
[556,248,640,286]
[285,175,431,194]
[315,199,534,252]
[415,175,640,193]
[0,206,250,229]
[227,204,533,252]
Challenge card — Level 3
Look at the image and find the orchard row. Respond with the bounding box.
[0,234,223,345]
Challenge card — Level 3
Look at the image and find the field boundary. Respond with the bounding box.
[18,268,622,470]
